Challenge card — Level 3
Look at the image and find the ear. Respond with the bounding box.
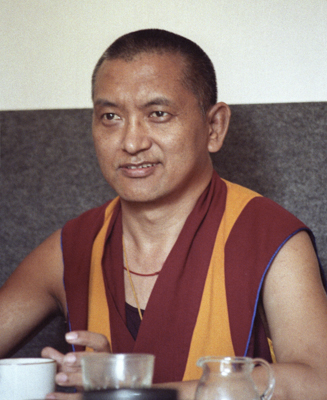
[206,102,231,153]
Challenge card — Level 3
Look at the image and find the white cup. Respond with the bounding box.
[0,358,56,400]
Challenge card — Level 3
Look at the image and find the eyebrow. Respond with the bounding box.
[93,99,118,108]
[93,96,174,109]
[143,97,173,108]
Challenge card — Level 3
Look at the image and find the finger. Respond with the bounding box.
[59,352,82,372]
[65,331,111,352]
[56,371,83,389]
[41,347,65,370]
[61,351,115,376]
[60,351,93,372]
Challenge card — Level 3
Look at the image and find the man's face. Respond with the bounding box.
[92,52,214,205]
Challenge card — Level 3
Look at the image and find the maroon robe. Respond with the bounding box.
[62,172,316,383]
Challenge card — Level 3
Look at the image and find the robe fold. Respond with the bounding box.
[62,171,314,383]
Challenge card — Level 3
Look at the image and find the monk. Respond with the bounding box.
[1,29,327,400]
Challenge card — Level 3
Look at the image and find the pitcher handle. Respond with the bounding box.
[252,358,275,400]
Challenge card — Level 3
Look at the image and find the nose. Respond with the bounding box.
[121,117,152,154]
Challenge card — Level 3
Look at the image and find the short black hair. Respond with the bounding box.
[92,29,217,113]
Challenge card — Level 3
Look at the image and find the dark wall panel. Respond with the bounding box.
[1,103,326,358]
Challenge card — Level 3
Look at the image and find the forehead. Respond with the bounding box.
[93,52,192,103]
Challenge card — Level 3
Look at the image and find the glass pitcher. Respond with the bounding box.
[195,356,275,400]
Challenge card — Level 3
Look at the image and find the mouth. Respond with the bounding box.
[124,162,156,170]
[119,162,159,177]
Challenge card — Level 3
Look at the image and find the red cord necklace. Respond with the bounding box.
[123,266,161,277]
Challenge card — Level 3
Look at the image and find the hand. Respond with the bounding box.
[42,331,111,391]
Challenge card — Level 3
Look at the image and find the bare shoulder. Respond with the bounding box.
[3,229,64,296]
[263,230,327,363]
[0,229,66,356]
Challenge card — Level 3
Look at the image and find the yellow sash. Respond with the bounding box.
[182,180,260,379]
[86,197,119,351]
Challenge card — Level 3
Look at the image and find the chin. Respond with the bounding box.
[115,187,154,202]
[118,187,176,206]
[113,180,164,203]
[120,192,160,204]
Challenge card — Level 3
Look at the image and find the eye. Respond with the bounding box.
[102,113,120,121]
[149,111,169,119]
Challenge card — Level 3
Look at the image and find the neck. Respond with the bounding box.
[121,173,212,250]
[121,199,193,259]
[120,175,212,278]
[121,170,213,308]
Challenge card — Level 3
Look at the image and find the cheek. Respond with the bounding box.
[93,130,117,156]
[167,127,207,157]
[93,138,116,173]
[93,138,104,163]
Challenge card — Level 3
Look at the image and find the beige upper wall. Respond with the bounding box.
[1,0,326,110]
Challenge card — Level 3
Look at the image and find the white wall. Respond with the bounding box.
[1,0,326,110]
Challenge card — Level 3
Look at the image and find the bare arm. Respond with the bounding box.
[0,229,66,357]
[258,230,327,399]
[158,231,327,400]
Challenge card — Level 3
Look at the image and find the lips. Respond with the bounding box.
[119,161,159,177]
[125,163,156,169]
[120,161,157,169]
